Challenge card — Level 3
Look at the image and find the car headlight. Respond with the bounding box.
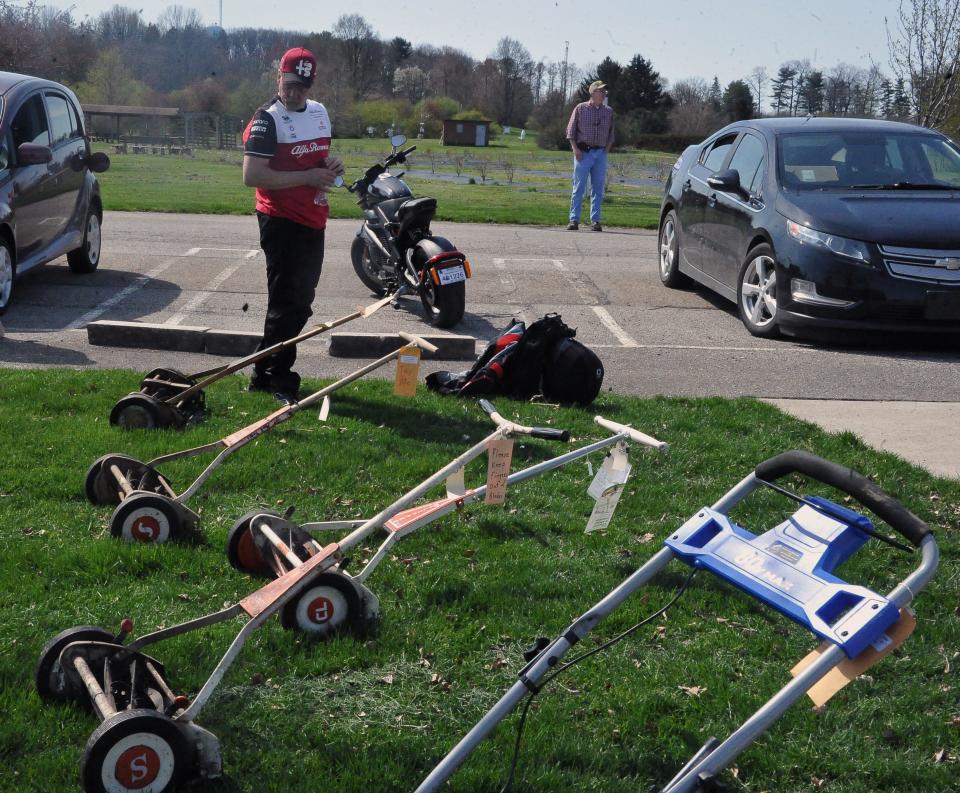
[786,220,872,264]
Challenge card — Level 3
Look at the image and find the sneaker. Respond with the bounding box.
[273,391,298,406]
[248,376,271,393]
[591,223,603,232]
[566,222,579,230]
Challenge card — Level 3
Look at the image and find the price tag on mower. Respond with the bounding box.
[446,466,466,498]
[394,346,421,397]
[585,443,631,533]
[485,438,514,504]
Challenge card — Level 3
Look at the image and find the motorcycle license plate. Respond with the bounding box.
[437,264,466,285]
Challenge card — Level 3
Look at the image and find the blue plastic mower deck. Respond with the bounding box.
[664,498,900,658]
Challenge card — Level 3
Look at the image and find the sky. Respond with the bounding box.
[60,0,905,87]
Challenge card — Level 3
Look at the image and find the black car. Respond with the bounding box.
[659,117,960,337]
[0,70,109,314]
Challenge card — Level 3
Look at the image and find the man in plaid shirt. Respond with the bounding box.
[565,80,615,231]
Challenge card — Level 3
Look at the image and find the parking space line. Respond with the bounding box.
[66,259,178,330]
[165,264,242,325]
[591,306,639,347]
[183,247,260,258]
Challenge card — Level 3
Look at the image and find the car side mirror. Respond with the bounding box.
[707,168,743,194]
[88,151,111,173]
[17,142,52,166]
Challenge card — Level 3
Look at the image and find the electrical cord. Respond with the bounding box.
[498,568,698,793]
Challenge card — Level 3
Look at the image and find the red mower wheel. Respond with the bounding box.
[225,510,281,577]
[110,493,182,544]
[81,709,190,793]
[280,571,363,638]
[35,625,114,704]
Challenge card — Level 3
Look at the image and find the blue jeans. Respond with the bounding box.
[569,148,607,224]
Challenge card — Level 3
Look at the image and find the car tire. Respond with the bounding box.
[658,210,691,288]
[0,238,14,316]
[67,207,102,274]
[737,244,780,338]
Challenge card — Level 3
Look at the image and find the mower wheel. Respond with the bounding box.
[81,709,191,793]
[111,493,182,544]
[110,392,183,430]
[226,510,282,577]
[35,625,114,704]
[85,454,151,506]
[281,571,363,638]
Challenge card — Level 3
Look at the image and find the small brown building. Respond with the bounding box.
[441,118,490,146]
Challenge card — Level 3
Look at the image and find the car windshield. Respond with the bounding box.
[778,130,960,190]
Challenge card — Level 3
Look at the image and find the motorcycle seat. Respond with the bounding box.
[374,198,408,223]
[396,197,437,237]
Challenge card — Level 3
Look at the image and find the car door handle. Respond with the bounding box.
[682,179,691,191]
[707,193,718,207]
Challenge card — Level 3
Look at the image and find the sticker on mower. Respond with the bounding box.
[102,732,174,793]
[123,508,170,544]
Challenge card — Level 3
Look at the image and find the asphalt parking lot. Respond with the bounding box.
[1,211,958,475]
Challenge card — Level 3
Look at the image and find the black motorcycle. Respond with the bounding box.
[348,135,469,328]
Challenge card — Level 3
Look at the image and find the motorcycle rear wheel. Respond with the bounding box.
[351,236,389,297]
[420,280,465,328]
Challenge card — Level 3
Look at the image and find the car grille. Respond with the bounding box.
[880,245,960,285]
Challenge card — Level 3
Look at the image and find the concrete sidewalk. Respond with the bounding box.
[766,399,960,479]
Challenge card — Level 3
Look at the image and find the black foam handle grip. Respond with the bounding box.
[530,427,571,442]
[755,450,931,547]
[479,399,496,415]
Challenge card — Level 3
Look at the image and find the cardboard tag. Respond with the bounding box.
[587,443,631,500]
[393,346,421,397]
[318,395,330,422]
[446,467,466,499]
[585,443,631,533]
[484,438,514,505]
[789,608,917,707]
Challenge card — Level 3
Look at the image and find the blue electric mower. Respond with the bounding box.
[414,450,939,793]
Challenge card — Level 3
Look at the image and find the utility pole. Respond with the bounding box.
[560,40,569,99]
[219,0,223,27]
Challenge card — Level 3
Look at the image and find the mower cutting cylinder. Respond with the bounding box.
[86,333,438,544]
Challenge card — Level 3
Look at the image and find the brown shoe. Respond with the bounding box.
[566,222,578,230]
[591,223,603,232]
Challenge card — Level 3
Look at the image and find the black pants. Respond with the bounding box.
[253,212,325,393]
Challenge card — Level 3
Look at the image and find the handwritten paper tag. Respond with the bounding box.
[484,438,514,505]
[446,467,466,498]
[394,346,421,397]
[585,443,631,533]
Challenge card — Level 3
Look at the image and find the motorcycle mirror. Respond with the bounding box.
[333,175,344,188]
[390,134,407,148]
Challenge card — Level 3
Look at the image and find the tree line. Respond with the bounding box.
[2,0,959,148]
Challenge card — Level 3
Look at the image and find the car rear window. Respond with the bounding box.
[45,93,77,146]
[11,94,49,148]
[779,131,960,189]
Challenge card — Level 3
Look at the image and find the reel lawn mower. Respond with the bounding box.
[109,288,406,429]
[413,450,939,793]
[85,332,436,544]
[224,403,668,638]
[37,405,665,792]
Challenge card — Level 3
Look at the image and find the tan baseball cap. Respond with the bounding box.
[589,80,607,93]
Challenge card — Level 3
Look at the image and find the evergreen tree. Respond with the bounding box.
[576,56,622,103]
[722,80,754,121]
[707,76,722,111]
[799,70,825,115]
[892,77,911,119]
[770,65,797,116]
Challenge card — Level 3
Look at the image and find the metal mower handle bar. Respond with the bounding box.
[593,416,668,451]
[755,450,931,548]
[479,399,571,441]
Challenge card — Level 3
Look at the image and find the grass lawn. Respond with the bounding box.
[92,137,666,229]
[0,369,957,792]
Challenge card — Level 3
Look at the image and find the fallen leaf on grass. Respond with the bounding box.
[810,777,826,789]
[462,549,476,558]
[380,674,394,685]
[678,685,706,697]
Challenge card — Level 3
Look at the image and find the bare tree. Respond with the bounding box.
[887,0,960,127]
[748,66,768,114]
[157,5,203,34]
[333,13,378,99]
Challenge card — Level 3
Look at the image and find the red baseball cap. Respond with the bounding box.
[280,47,316,86]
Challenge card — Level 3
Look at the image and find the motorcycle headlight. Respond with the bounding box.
[786,220,872,264]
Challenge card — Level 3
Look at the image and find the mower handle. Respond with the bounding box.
[479,399,570,441]
[755,450,931,548]
[398,331,438,354]
[593,416,668,451]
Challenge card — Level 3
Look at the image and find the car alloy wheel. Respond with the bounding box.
[659,217,676,278]
[739,253,778,332]
[0,241,13,313]
[85,213,102,266]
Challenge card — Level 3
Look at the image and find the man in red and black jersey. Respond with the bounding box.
[242,46,344,403]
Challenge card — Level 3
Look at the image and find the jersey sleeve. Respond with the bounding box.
[243,109,276,158]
